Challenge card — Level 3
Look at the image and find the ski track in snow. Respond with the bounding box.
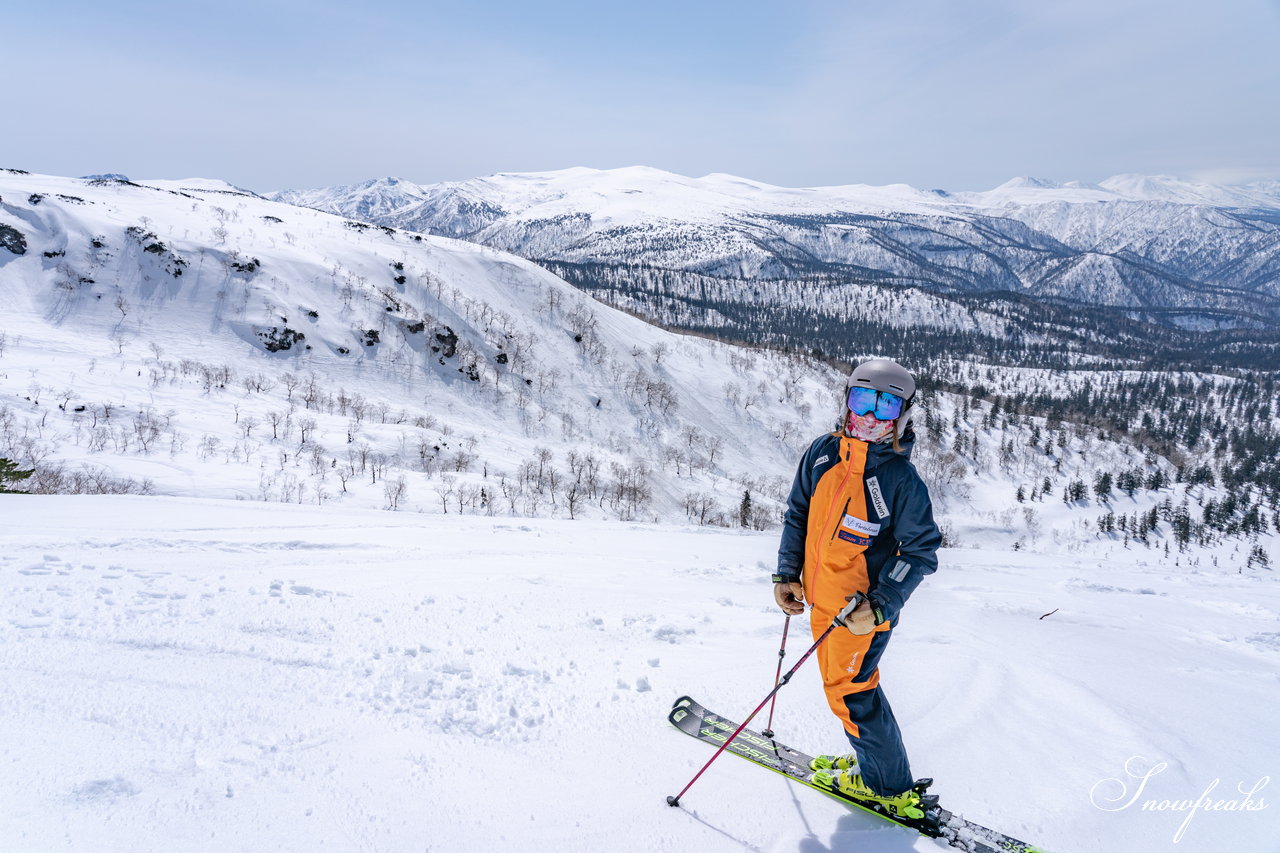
[2,496,1279,853]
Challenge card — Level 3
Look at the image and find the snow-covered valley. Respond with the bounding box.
[3,497,1277,853]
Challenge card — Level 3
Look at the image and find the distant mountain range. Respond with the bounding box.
[4,168,1278,547]
[267,168,1280,347]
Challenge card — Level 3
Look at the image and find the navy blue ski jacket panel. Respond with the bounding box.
[776,430,941,622]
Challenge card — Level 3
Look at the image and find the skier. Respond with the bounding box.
[772,358,941,819]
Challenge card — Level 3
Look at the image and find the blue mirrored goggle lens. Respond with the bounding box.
[847,386,904,420]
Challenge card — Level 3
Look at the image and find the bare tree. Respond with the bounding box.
[384,476,408,511]
[266,410,286,440]
[683,492,720,526]
[133,411,161,454]
[434,474,457,513]
[563,481,582,519]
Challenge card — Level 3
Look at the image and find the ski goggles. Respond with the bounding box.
[847,386,906,421]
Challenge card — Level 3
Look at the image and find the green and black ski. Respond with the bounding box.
[668,696,1048,853]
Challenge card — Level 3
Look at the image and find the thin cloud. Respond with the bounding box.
[2,0,1276,190]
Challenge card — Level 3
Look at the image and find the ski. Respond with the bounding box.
[668,696,1048,853]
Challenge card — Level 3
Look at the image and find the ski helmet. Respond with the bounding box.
[842,358,917,446]
[846,358,916,402]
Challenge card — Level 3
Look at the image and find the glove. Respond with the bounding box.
[773,582,805,616]
[839,593,886,636]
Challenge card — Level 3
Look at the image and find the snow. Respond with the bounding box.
[136,178,260,197]
[0,169,837,522]
[1095,174,1280,208]
[272,166,1280,233]
[268,166,1280,312]
[2,496,1277,853]
[10,169,1263,557]
[4,168,1279,852]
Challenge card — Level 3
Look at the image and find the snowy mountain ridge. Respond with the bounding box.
[0,168,841,523]
[269,166,1280,332]
[2,169,1276,568]
[272,166,1280,220]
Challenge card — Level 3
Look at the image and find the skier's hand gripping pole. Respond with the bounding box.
[835,591,866,628]
[665,598,863,808]
[838,591,886,635]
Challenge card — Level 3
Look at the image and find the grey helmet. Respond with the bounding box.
[843,358,917,438]
[847,358,916,402]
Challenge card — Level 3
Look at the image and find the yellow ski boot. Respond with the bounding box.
[810,767,926,820]
[808,752,860,772]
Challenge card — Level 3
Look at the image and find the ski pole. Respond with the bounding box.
[760,615,790,738]
[666,594,864,808]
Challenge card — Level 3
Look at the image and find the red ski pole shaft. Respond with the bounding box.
[761,615,790,738]
[666,618,839,808]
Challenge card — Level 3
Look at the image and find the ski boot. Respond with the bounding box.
[808,752,860,773]
[810,767,930,821]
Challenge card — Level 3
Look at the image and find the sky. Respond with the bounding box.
[2,0,1279,192]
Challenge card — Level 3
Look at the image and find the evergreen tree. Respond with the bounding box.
[1063,479,1087,502]
[1093,471,1113,502]
[1247,545,1271,571]
[0,458,34,494]
[738,490,752,529]
[1171,503,1192,550]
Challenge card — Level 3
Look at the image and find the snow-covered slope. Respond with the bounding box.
[3,169,1276,566]
[0,169,838,522]
[3,171,1279,853]
[270,167,1280,326]
[3,497,1277,853]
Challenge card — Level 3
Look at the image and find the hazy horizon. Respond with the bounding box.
[5,0,1279,192]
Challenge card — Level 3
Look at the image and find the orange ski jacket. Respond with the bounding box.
[775,430,941,622]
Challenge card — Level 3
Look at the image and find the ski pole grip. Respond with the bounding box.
[834,592,866,627]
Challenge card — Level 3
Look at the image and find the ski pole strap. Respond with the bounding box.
[869,599,886,626]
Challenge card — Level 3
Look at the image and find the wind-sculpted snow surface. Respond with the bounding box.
[1,497,1277,852]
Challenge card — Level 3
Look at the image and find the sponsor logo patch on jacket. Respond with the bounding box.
[842,514,881,537]
[812,454,829,468]
[837,514,879,546]
[838,530,873,546]
[866,476,889,519]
